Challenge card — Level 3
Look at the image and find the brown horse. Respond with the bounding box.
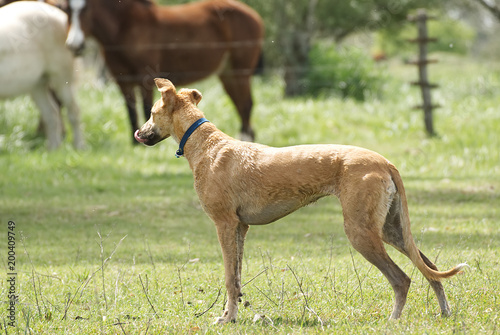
[65,0,264,142]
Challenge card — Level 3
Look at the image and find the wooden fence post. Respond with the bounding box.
[408,9,439,137]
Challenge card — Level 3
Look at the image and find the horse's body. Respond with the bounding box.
[0,0,61,7]
[0,1,84,149]
[66,0,264,142]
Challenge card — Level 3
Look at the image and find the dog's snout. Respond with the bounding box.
[134,127,162,146]
[134,130,148,143]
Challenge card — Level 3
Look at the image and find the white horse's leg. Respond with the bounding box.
[55,84,85,150]
[31,83,63,150]
[49,44,84,149]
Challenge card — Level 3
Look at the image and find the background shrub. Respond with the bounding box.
[304,42,385,101]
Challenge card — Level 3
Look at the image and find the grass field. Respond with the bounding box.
[1,54,499,334]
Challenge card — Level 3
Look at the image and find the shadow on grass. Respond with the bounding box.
[403,175,499,203]
[235,314,328,330]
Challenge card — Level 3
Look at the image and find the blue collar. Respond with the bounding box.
[175,118,210,158]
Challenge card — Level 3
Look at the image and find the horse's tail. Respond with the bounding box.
[388,165,468,282]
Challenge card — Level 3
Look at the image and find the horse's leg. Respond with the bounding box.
[218,70,255,142]
[36,91,63,137]
[140,85,153,121]
[53,83,85,150]
[31,83,63,150]
[117,82,139,144]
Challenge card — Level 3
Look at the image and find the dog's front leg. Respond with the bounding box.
[214,219,249,324]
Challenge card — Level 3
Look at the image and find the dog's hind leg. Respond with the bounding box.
[383,194,452,317]
[419,251,452,316]
[344,221,411,319]
[214,218,249,324]
[236,223,250,296]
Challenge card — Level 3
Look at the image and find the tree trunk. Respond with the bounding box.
[283,32,310,96]
[278,0,318,96]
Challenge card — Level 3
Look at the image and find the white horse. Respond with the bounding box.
[0,1,84,150]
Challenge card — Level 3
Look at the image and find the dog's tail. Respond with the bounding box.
[388,165,468,282]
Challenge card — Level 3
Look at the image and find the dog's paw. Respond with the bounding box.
[214,317,225,325]
[214,317,226,325]
[214,310,237,325]
[213,316,236,325]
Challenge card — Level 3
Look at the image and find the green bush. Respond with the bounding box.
[304,42,384,101]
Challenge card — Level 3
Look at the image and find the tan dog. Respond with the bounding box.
[135,78,467,324]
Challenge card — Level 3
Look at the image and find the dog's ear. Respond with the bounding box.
[155,78,176,103]
[188,89,202,106]
[154,78,175,92]
[178,88,203,106]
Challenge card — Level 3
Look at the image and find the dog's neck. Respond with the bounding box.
[175,118,210,158]
[173,114,231,170]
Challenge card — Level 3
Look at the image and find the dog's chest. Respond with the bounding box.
[236,194,326,225]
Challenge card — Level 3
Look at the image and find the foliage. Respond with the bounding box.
[303,41,385,101]
[375,17,476,58]
[315,0,442,40]
[242,0,446,65]
[158,0,457,97]
[472,0,500,20]
[0,55,500,333]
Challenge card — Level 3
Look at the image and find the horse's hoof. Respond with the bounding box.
[239,132,254,142]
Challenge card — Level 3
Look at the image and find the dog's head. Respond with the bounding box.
[134,78,203,146]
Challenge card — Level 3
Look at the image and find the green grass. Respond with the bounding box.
[1,55,499,334]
